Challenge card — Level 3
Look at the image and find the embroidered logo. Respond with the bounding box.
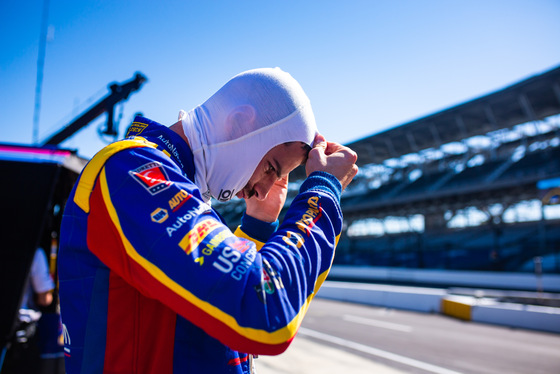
[150,208,169,223]
[125,121,148,137]
[129,162,172,195]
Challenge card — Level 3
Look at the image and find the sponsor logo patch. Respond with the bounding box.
[169,189,192,212]
[217,189,235,202]
[178,219,221,255]
[129,161,172,195]
[126,122,148,137]
[295,196,322,236]
[166,203,211,237]
[254,259,284,303]
[195,229,235,265]
[158,135,185,170]
[63,324,71,357]
[150,208,169,223]
[213,245,257,281]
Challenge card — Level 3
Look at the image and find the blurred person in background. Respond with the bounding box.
[1,248,59,374]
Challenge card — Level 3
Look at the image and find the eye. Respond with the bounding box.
[266,162,276,174]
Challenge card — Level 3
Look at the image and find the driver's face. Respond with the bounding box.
[236,142,308,200]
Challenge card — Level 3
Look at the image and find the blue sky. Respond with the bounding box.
[1,0,560,159]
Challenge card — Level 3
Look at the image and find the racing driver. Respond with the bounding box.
[58,67,358,373]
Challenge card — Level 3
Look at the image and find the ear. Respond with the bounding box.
[225,105,256,138]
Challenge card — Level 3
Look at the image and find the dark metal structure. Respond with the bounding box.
[41,72,147,146]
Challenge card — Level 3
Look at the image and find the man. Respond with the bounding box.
[1,248,55,374]
[23,248,55,310]
[21,248,65,374]
[58,67,358,373]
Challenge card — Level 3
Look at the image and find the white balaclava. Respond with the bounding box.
[180,67,317,202]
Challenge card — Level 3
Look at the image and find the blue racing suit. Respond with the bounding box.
[58,116,343,373]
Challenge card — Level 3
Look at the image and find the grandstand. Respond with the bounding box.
[213,65,560,274]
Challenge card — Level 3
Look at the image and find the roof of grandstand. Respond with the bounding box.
[346,65,560,166]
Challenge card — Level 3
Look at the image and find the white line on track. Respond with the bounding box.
[299,327,465,374]
[343,314,413,332]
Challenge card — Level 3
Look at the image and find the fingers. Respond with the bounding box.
[325,141,343,155]
[324,141,358,164]
[338,145,358,164]
[307,134,327,171]
[313,133,327,150]
[305,134,359,190]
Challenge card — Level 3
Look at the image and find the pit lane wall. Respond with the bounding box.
[327,265,560,292]
[317,267,560,334]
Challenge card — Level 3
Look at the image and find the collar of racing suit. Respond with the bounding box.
[127,116,197,183]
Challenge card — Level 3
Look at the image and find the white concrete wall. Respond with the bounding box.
[329,265,560,292]
[317,281,445,313]
[471,302,560,334]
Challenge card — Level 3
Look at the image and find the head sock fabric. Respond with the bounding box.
[180,67,318,202]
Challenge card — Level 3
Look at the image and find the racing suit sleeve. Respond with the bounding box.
[82,146,342,355]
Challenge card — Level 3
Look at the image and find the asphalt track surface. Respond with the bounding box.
[258,298,560,374]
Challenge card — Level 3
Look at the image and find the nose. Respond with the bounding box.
[254,175,277,201]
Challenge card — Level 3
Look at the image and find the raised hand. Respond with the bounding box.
[306,133,358,190]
